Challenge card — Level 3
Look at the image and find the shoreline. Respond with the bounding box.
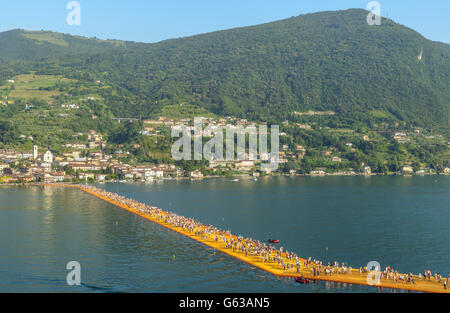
[1,172,448,186]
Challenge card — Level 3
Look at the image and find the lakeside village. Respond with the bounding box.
[1,116,449,184]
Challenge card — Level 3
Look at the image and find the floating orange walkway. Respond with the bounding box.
[44,184,448,293]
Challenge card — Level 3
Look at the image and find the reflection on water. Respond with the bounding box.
[0,176,448,292]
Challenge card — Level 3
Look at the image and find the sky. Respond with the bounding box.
[0,0,449,44]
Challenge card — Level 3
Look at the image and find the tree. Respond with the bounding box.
[0,120,18,144]
[109,121,142,144]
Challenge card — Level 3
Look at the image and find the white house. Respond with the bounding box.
[401,166,414,175]
[95,174,107,181]
[43,150,53,164]
[190,170,203,179]
[362,166,371,175]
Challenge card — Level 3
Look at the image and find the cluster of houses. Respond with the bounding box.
[393,132,410,143]
[0,146,59,183]
[115,163,182,181]
[0,144,185,184]
[64,130,106,150]
[61,103,80,109]
[1,121,448,183]
[392,129,445,144]
[140,118,450,177]
[0,128,187,183]
[143,116,261,128]
[141,116,273,137]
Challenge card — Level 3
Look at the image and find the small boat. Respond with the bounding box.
[268,239,279,244]
[295,276,311,284]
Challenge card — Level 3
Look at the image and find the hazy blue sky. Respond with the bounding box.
[0,0,449,43]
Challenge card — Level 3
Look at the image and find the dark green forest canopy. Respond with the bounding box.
[0,9,449,134]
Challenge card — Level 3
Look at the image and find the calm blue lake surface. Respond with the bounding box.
[0,176,448,292]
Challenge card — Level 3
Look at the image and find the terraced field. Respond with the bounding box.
[0,74,75,101]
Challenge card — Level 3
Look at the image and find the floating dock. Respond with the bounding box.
[45,184,448,293]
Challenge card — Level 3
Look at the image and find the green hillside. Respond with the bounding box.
[0,29,135,62]
[0,9,449,134]
[34,9,447,133]
[0,9,448,171]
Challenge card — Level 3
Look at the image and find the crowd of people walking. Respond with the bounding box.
[48,183,449,291]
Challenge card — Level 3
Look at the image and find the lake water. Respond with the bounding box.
[0,176,448,292]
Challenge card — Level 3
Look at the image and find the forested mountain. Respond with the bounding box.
[0,29,136,62]
[1,9,449,132]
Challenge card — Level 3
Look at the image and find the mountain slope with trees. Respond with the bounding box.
[0,9,449,133]
[0,29,137,62]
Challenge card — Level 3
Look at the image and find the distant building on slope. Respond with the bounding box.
[33,145,38,160]
[43,150,53,164]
